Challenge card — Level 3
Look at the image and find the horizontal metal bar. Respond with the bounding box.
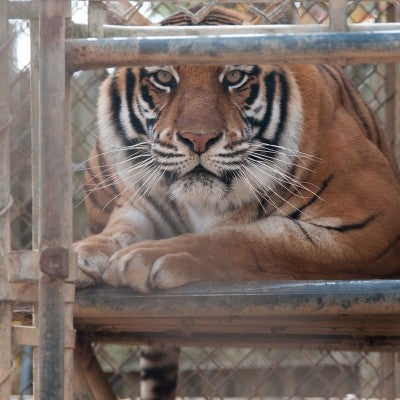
[70,22,400,38]
[89,332,400,351]
[0,282,37,303]
[0,282,75,302]
[8,0,71,20]
[11,326,75,348]
[7,250,39,282]
[75,280,400,349]
[66,30,400,72]
[8,1,36,20]
[75,280,400,318]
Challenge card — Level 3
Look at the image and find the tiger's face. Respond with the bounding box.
[99,64,303,211]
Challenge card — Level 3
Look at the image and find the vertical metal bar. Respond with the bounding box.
[88,0,104,38]
[0,1,12,400]
[30,0,40,396]
[329,0,348,32]
[64,76,76,400]
[64,2,75,398]
[38,0,72,399]
[381,7,399,398]
[386,4,400,164]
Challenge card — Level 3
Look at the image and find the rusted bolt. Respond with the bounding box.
[40,246,69,278]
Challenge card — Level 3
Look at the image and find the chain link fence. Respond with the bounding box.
[94,345,400,399]
[7,0,400,398]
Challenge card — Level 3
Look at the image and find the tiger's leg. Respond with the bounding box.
[100,212,400,291]
[139,345,180,400]
[73,202,168,286]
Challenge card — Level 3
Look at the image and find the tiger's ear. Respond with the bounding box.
[104,0,153,26]
[248,3,299,25]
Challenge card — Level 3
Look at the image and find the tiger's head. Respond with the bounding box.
[98,6,306,212]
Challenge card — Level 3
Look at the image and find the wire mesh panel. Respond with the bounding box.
[6,0,400,398]
[94,345,400,399]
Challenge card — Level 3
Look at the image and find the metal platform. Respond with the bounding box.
[75,280,400,350]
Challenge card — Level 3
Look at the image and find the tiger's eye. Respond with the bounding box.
[156,70,174,85]
[226,70,244,85]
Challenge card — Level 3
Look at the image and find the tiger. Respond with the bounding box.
[73,5,400,400]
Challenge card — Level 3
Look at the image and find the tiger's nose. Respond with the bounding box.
[177,131,223,154]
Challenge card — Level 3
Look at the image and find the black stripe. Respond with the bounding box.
[126,68,146,135]
[146,195,182,236]
[140,365,177,381]
[153,149,185,158]
[154,139,178,150]
[245,83,260,107]
[252,73,289,159]
[163,170,179,184]
[140,85,156,110]
[110,75,145,160]
[292,220,316,246]
[216,149,247,158]
[254,72,276,140]
[153,379,178,396]
[272,72,289,144]
[310,214,375,233]
[288,175,333,220]
[247,142,278,162]
[221,170,236,186]
[110,75,127,139]
[140,349,178,362]
[158,161,181,167]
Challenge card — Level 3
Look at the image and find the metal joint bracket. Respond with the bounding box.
[40,246,69,278]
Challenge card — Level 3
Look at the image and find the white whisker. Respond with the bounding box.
[243,165,309,218]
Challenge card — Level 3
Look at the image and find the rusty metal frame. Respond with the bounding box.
[0,1,13,399]
[66,29,400,72]
[37,0,74,399]
[3,0,400,398]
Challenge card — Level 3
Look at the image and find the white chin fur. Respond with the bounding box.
[168,175,228,209]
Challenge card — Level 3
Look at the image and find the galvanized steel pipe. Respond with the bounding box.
[0,1,12,398]
[67,30,400,72]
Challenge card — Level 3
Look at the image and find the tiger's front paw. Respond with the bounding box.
[73,235,119,288]
[149,253,203,290]
[102,238,205,292]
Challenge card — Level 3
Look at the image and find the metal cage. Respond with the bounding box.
[1,1,400,399]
